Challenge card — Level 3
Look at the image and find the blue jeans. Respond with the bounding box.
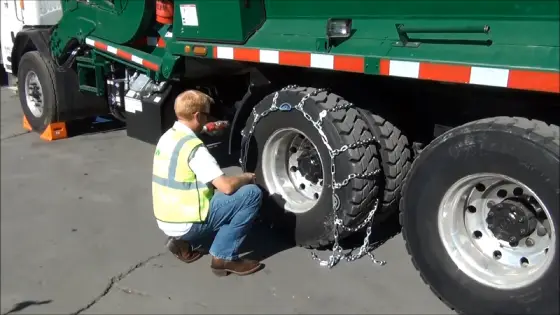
[180,184,262,260]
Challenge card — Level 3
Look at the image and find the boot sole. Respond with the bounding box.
[211,264,263,277]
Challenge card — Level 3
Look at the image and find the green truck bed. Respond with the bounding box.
[53,0,560,93]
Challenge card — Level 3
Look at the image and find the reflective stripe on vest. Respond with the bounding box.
[152,128,213,224]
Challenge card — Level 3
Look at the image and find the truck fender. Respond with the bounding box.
[227,70,277,154]
[10,27,52,76]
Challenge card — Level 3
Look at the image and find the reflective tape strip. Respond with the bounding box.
[152,175,205,191]
[152,134,202,191]
[212,46,365,73]
[168,135,196,181]
[85,37,160,72]
[379,59,560,93]
[212,45,558,93]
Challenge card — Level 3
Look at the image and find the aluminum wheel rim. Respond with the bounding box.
[438,173,555,290]
[24,70,44,118]
[261,128,324,213]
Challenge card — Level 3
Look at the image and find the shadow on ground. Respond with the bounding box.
[65,116,125,138]
[2,299,52,315]
[340,211,402,251]
[241,207,401,263]
[240,222,295,262]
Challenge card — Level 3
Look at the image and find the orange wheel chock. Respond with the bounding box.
[22,116,68,141]
[22,116,32,131]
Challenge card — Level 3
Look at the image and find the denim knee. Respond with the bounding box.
[240,184,263,205]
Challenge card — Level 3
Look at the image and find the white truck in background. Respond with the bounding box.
[1,0,62,86]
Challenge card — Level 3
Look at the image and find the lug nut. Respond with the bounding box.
[518,217,524,223]
[537,226,547,237]
[509,236,517,243]
[520,229,526,234]
[488,211,494,217]
[525,238,535,247]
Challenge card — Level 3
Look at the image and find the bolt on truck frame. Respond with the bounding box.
[7,0,560,313]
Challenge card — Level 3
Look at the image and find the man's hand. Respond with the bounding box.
[243,172,256,184]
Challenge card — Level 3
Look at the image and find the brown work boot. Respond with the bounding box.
[166,237,204,264]
[210,256,263,277]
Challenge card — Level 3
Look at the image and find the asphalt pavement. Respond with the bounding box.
[1,86,452,314]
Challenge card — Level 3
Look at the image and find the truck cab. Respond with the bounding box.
[0,0,63,74]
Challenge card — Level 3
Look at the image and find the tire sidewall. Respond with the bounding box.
[402,126,559,314]
[18,51,57,133]
[246,90,358,244]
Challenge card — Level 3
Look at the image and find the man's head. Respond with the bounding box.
[174,89,214,133]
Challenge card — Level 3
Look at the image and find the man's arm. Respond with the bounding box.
[211,173,255,195]
[188,145,255,195]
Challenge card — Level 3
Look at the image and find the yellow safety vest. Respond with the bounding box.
[152,127,213,223]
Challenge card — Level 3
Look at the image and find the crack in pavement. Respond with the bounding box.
[1,131,31,141]
[69,251,168,315]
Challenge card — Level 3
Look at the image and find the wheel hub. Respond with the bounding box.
[261,128,324,214]
[486,199,538,245]
[24,70,44,118]
[437,173,555,290]
[297,149,322,184]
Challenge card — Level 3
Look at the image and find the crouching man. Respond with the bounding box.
[152,89,263,276]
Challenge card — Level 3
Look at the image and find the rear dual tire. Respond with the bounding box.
[243,87,381,248]
[243,87,411,248]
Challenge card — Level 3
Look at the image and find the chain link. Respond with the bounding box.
[240,86,386,269]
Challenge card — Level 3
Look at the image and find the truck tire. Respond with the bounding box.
[358,110,412,213]
[17,51,59,133]
[400,117,559,314]
[242,87,381,248]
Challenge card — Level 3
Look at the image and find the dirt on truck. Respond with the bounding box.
[5,0,559,313]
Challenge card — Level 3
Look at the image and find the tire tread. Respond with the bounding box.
[292,87,382,248]
[399,116,560,314]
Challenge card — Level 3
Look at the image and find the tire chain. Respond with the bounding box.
[240,86,386,268]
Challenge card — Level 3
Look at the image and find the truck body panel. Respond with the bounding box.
[50,0,558,94]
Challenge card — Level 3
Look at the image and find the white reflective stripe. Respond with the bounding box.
[106,46,118,54]
[470,67,509,87]
[310,53,334,69]
[389,60,420,78]
[216,46,234,59]
[131,55,143,64]
[85,38,95,46]
[259,49,279,64]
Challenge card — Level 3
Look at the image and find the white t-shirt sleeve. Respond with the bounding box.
[188,145,224,184]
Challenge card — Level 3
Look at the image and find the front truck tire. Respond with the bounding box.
[242,87,381,248]
[17,51,59,133]
[17,51,108,134]
[400,117,559,314]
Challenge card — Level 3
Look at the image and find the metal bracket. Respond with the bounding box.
[316,38,331,53]
[393,24,421,48]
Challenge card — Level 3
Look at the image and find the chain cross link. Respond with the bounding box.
[239,85,386,269]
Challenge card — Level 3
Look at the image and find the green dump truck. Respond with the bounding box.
[8,0,559,313]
